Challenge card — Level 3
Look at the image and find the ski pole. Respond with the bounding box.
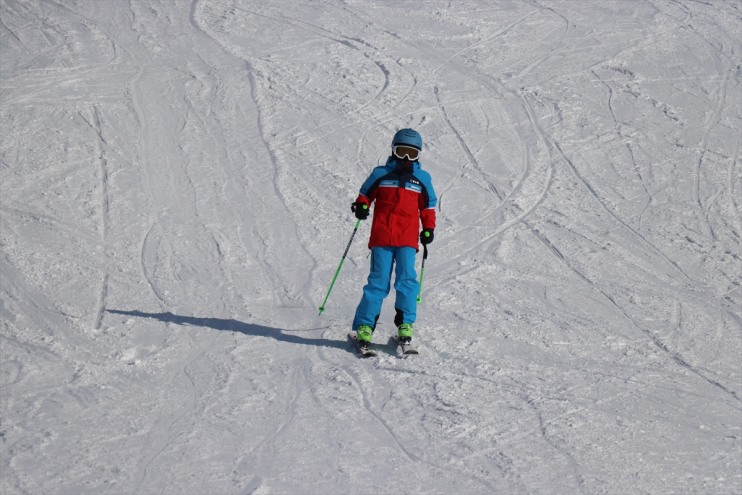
[318,218,362,315]
[417,244,428,303]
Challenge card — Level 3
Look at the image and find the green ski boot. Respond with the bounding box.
[397,323,414,343]
[356,325,374,344]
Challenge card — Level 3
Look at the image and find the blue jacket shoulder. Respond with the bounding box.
[413,166,437,207]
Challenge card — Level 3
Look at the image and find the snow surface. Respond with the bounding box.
[1,0,741,494]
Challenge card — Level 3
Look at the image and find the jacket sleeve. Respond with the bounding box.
[418,170,437,230]
[356,167,387,206]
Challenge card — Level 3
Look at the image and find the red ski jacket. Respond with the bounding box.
[355,157,437,250]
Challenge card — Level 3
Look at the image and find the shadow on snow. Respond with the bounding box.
[106,309,348,351]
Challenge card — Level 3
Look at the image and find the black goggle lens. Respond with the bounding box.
[393,145,420,160]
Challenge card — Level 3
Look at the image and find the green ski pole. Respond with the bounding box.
[318,218,362,315]
[417,244,428,303]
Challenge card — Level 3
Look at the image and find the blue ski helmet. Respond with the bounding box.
[392,128,422,150]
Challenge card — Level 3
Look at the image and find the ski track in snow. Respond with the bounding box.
[1,1,741,494]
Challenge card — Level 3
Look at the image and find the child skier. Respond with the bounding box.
[351,128,437,349]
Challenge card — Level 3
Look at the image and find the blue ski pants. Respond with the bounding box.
[352,246,418,330]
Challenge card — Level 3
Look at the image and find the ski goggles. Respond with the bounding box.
[393,145,421,161]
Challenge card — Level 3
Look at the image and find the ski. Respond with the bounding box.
[393,336,419,355]
[348,332,377,357]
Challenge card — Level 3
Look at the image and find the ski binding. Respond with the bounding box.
[393,336,419,355]
[348,332,377,357]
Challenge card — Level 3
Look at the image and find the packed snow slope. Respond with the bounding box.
[1,1,741,494]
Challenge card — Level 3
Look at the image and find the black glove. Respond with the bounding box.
[420,228,434,245]
[351,202,370,220]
